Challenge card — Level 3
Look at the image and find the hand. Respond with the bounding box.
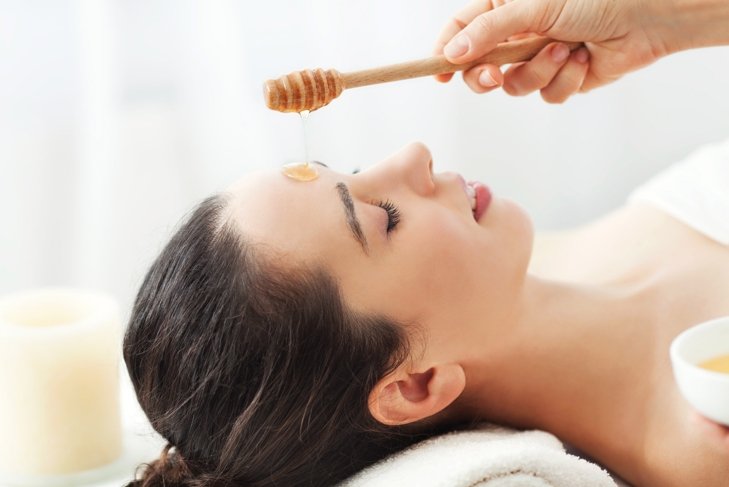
[692,410,729,451]
[433,0,676,103]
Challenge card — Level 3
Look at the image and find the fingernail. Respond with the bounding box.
[551,43,569,63]
[444,33,470,59]
[575,47,589,64]
[479,70,498,87]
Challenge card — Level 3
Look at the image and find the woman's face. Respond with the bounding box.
[228,142,533,360]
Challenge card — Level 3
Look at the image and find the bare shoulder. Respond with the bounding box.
[529,203,729,284]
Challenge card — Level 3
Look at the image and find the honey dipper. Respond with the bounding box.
[264,36,582,113]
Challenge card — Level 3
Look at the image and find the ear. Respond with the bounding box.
[367,363,466,426]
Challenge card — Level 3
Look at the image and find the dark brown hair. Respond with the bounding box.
[123,194,436,486]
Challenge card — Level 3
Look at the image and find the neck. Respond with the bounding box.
[453,275,657,450]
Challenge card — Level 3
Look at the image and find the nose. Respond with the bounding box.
[366,142,435,196]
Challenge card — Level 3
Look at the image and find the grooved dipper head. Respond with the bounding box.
[263,68,343,113]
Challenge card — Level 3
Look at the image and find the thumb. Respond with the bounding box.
[444,0,546,63]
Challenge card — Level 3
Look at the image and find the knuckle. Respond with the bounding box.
[471,13,493,36]
[502,79,525,96]
[501,79,517,95]
[505,65,551,94]
[449,16,467,31]
[462,73,485,94]
[541,90,568,104]
[469,83,488,94]
[529,69,552,89]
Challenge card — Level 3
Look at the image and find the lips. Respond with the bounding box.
[469,181,492,221]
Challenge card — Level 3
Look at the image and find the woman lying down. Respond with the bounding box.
[123,140,729,487]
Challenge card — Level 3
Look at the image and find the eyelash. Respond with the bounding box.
[375,199,401,233]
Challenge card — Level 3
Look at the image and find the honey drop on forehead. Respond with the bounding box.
[282,162,319,182]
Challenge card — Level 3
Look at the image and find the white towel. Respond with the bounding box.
[340,424,617,487]
[628,137,729,246]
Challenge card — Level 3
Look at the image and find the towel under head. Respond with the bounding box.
[340,424,617,487]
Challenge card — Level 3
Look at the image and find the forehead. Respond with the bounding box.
[225,168,351,263]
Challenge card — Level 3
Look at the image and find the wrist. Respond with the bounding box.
[653,0,729,54]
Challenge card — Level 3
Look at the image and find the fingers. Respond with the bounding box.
[539,47,590,103]
[506,32,541,42]
[499,44,589,103]
[433,0,496,56]
[442,0,542,64]
[462,64,504,93]
[433,0,497,83]
[580,62,621,93]
[441,41,592,101]
[502,43,570,95]
[435,72,456,84]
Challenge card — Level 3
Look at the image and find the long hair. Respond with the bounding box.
[123,194,435,486]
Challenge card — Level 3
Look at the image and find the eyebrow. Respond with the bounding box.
[311,160,328,167]
[335,182,368,254]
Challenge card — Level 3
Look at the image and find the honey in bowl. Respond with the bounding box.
[699,354,729,374]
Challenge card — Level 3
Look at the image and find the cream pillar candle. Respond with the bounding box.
[0,288,123,477]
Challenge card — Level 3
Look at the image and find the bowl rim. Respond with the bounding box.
[670,315,729,382]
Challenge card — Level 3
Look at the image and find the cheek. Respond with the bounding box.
[403,213,483,297]
[342,215,477,320]
[407,204,531,304]
[414,209,481,261]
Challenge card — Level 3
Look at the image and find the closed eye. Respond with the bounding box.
[374,199,400,233]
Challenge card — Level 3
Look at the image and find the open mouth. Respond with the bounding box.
[466,181,491,221]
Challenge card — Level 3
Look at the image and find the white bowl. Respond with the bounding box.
[670,315,729,426]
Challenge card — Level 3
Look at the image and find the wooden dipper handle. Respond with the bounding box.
[264,37,582,112]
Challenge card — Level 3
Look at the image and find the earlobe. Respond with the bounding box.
[368,363,466,426]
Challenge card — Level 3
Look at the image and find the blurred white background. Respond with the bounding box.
[1,0,729,478]
[3,0,729,310]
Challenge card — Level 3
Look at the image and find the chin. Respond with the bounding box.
[484,195,533,233]
[488,196,534,274]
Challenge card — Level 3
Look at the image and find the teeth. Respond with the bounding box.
[466,184,476,211]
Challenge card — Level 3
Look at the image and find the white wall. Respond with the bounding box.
[2,0,729,316]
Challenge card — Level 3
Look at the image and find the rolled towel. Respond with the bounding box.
[340,424,617,487]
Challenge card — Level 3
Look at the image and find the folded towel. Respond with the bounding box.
[340,424,617,487]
